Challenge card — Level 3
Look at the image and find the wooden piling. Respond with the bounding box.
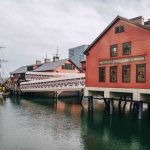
[130,101,133,111]
[84,95,150,120]
[138,102,143,120]
[109,98,113,115]
[88,96,93,111]
[133,102,137,112]
[148,103,150,114]
[122,97,127,113]
[104,98,109,109]
[118,99,122,114]
[91,97,93,110]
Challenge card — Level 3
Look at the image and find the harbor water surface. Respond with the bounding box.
[0,96,150,150]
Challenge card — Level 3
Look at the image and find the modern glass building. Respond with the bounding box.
[69,45,88,69]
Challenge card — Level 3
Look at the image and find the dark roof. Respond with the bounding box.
[11,66,27,75]
[0,78,9,85]
[11,63,43,75]
[33,59,68,72]
[84,15,150,55]
[11,58,81,74]
[130,16,144,21]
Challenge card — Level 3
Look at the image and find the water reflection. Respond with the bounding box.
[0,96,150,150]
[81,109,150,150]
[10,96,21,105]
[0,97,4,105]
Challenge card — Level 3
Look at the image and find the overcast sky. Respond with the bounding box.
[0,0,150,75]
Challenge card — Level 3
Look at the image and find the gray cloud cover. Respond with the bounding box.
[0,0,150,75]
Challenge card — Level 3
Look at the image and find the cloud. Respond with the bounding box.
[0,0,149,74]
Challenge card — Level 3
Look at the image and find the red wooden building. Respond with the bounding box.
[80,60,86,73]
[84,16,150,101]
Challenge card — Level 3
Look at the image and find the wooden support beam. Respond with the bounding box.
[104,98,109,109]
[135,102,139,114]
[133,102,137,112]
[118,100,122,114]
[109,98,113,115]
[122,101,127,113]
[88,97,90,110]
[88,96,93,111]
[138,102,143,120]
[148,103,150,113]
[130,101,133,111]
[104,98,107,106]
[85,96,150,120]
[122,96,127,113]
[91,97,93,111]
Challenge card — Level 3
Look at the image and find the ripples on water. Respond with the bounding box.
[0,96,150,150]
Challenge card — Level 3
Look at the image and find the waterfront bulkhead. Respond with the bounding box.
[84,16,150,101]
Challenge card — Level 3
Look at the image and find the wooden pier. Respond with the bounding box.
[85,96,150,120]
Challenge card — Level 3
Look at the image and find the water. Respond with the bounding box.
[0,96,150,150]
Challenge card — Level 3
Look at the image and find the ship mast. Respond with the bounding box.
[0,47,7,80]
[53,45,60,62]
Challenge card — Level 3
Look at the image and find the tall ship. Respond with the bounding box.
[0,47,8,96]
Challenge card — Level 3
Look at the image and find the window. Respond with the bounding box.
[136,64,146,83]
[61,63,75,70]
[122,65,130,82]
[110,66,117,82]
[122,42,131,55]
[99,67,106,82]
[115,25,124,33]
[61,65,65,69]
[27,66,33,71]
[110,45,118,57]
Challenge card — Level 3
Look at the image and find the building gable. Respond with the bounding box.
[85,16,150,90]
[55,59,81,73]
[84,16,150,55]
[33,59,68,72]
[88,19,150,60]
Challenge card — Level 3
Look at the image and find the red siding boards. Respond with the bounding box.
[85,18,150,89]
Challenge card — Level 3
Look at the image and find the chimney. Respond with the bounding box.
[44,58,50,64]
[36,60,41,65]
[130,16,144,25]
[144,19,150,27]
[53,56,59,62]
